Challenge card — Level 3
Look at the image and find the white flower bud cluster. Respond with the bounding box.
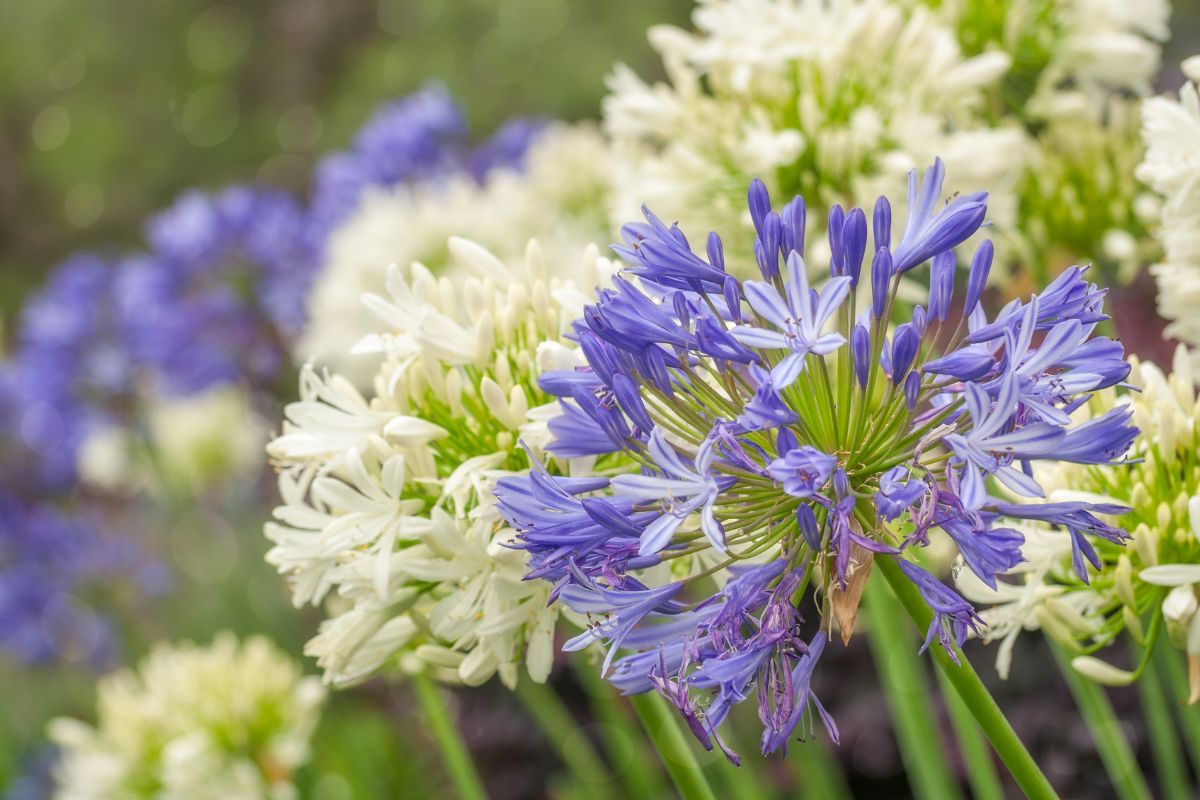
[267,238,615,690]
[604,0,1170,284]
[603,0,1025,258]
[1140,58,1200,372]
[298,123,614,383]
[49,633,325,800]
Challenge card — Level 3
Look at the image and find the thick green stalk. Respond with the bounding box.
[935,666,1005,800]
[572,663,669,798]
[864,572,963,800]
[1049,643,1151,800]
[1136,649,1191,800]
[515,678,616,800]
[630,693,719,800]
[1153,638,1200,776]
[874,555,1058,799]
[411,673,488,800]
[787,736,852,800]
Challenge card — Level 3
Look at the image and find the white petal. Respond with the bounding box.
[1140,565,1200,586]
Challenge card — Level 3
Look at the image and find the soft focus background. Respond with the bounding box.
[2,2,1200,798]
[0,0,694,320]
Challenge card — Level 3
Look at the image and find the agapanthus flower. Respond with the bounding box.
[1,286,167,667]
[307,84,547,241]
[961,345,1200,698]
[298,118,613,381]
[9,254,144,486]
[497,161,1136,761]
[1139,57,1200,372]
[48,633,325,800]
[0,495,113,665]
[126,185,318,395]
[266,237,617,689]
[602,0,1023,260]
[932,0,1168,121]
[603,0,1165,288]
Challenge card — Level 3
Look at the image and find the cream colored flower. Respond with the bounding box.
[49,633,324,800]
[297,124,614,383]
[603,0,1026,261]
[268,239,614,689]
[1140,61,1200,369]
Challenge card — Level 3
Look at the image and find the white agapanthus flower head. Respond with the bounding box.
[930,0,1168,121]
[297,123,613,383]
[1029,0,1168,117]
[48,633,325,800]
[603,0,1026,259]
[1140,58,1200,370]
[267,237,617,690]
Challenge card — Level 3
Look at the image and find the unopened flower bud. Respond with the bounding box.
[1114,555,1136,608]
[1071,656,1136,686]
[1164,585,1198,651]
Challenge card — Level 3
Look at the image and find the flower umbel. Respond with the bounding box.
[267,238,616,690]
[498,160,1137,761]
[48,633,325,800]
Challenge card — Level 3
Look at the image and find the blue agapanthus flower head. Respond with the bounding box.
[308,83,547,239]
[497,159,1137,762]
[467,116,549,181]
[9,253,143,485]
[131,185,317,395]
[0,492,166,666]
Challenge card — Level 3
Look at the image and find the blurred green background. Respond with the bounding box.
[0,0,695,325]
[3,0,1200,327]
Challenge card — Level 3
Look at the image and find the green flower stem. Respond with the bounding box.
[874,555,1059,799]
[786,735,852,800]
[571,663,669,798]
[1153,637,1200,776]
[1135,645,1191,800]
[864,571,964,800]
[935,667,1005,800]
[411,672,488,800]
[515,678,616,800]
[629,693,718,800]
[1049,643,1151,800]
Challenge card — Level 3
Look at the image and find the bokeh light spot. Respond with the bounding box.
[65,183,104,228]
[172,510,239,584]
[20,401,64,457]
[179,85,240,147]
[472,26,538,86]
[257,152,309,189]
[377,0,443,36]
[187,5,252,72]
[314,773,353,800]
[41,594,106,664]
[277,104,323,152]
[32,105,70,151]
[48,50,87,90]
[497,0,568,43]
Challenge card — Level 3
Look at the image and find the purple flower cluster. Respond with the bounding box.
[0,495,133,665]
[8,254,142,487]
[308,82,546,241]
[497,159,1137,761]
[0,85,553,668]
[128,185,318,394]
